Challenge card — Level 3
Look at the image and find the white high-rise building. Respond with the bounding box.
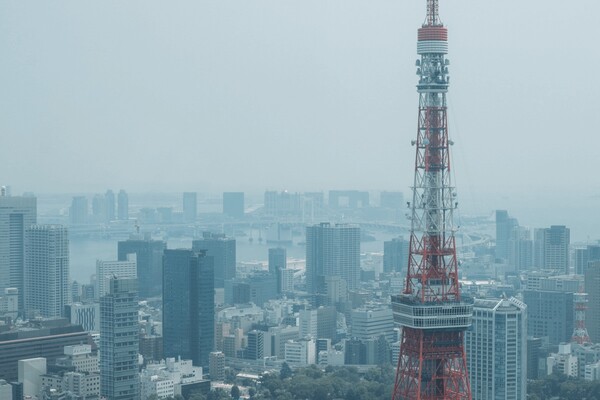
[24,225,69,318]
[465,297,527,400]
[0,195,37,310]
[95,255,137,298]
[350,307,395,343]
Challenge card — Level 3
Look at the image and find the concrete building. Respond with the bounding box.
[55,344,99,373]
[163,249,214,368]
[523,289,574,345]
[209,352,225,381]
[0,379,12,400]
[24,225,69,318]
[383,237,409,273]
[246,330,264,360]
[268,326,300,360]
[0,194,37,311]
[69,196,87,224]
[0,320,90,382]
[285,338,316,366]
[117,190,129,221]
[100,277,139,400]
[465,297,527,400]
[192,232,235,289]
[534,225,570,274]
[223,192,244,219]
[0,288,19,320]
[95,255,137,298]
[328,190,369,209]
[350,307,395,344]
[306,222,360,294]
[547,343,578,377]
[105,189,116,222]
[495,210,518,262]
[118,234,166,298]
[140,357,207,399]
[507,226,533,271]
[64,302,100,333]
[269,247,286,294]
[183,192,197,223]
[18,357,46,398]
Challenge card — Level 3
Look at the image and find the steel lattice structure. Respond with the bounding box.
[571,292,591,345]
[391,1,473,399]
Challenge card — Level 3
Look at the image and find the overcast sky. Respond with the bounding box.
[2,1,599,213]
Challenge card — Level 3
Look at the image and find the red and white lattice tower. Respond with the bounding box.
[571,292,591,345]
[391,1,473,399]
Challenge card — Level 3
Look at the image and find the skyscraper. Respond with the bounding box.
[192,232,235,288]
[95,256,137,299]
[100,277,139,400]
[118,235,166,298]
[117,190,129,221]
[305,223,360,294]
[0,194,37,311]
[383,237,409,273]
[533,225,570,274]
[523,289,573,345]
[105,190,115,222]
[585,261,600,343]
[574,244,600,276]
[24,225,69,318]
[183,192,197,223]
[507,226,533,271]
[268,247,286,294]
[222,192,244,219]
[495,210,518,262]
[465,297,527,400]
[69,196,88,224]
[163,249,214,368]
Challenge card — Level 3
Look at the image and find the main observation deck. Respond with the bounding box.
[391,294,473,331]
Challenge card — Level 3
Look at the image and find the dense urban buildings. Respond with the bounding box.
[163,249,215,369]
[269,247,286,294]
[466,297,527,400]
[24,224,69,318]
[586,261,600,343]
[100,277,139,400]
[383,237,408,273]
[534,225,570,273]
[0,194,37,312]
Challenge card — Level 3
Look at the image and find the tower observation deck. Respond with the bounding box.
[391,1,473,399]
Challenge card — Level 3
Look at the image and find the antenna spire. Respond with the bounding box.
[426,0,441,26]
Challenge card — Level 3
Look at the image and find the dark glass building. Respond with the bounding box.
[163,249,214,368]
[118,235,166,298]
[192,232,235,289]
[383,237,409,273]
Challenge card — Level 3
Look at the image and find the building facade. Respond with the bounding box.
[24,225,69,318]
[465,297,527,400]
[118,235,166,298]
[100,277,139,400]
[192,232,235,289]
[306,223,360,294]
[163,249,214,368]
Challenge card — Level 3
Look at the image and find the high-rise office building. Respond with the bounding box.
[495,210,518,261]
[268,247,286,294]
[24,225,69,318]
[183,192,197,223]
[105,190,115,222]
[163,249,214,368]
[100,277,139,400]
[306,223,360,294]
[586,261,600,343]
[523,289,573,345]
[246,330,264,360]
[534,225,570,274]
[209,352,225,381]
[507,226,533,271]
[575,244,600,276]
[222,192,244,219]
[0,194,37,311]
[91,194,106,223]
[95,256,137,299]
[383,237,409,273]
[465,297,527,400]
[117,190,129,221]
[192,232,235,289]
[118,235,166,298]
[351,307,395,344]
[69,196,88,225]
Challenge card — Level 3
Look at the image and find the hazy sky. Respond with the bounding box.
[2,1,600,210]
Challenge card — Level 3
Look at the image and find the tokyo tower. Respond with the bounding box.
[391,1,473,399]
